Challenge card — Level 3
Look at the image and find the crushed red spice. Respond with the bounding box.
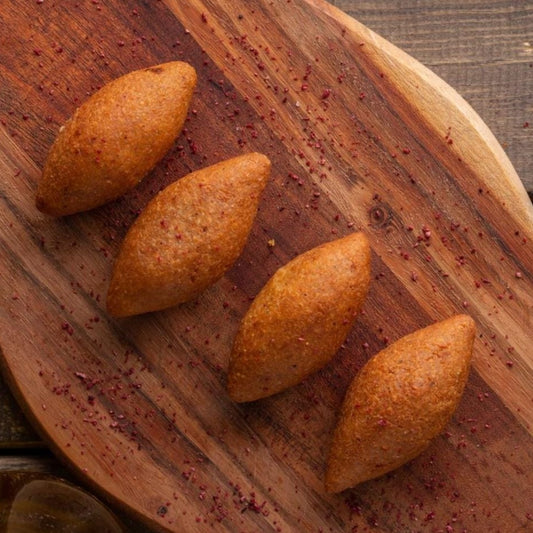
[61,321,74,335]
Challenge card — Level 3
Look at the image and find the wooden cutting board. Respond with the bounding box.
[1,1,532,531]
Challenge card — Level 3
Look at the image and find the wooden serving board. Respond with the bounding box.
[1,1,532,531]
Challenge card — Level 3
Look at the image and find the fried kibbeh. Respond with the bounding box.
[107,152,271,317]
[36,61,197,216]
[227,232,371,402]
[325,314,475,493]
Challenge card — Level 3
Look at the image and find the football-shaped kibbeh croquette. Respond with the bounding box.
[227,232,371,402]
[325,314,476,493]
[107,152,271,317]
[36,50,478,503]
[36,61,197,216]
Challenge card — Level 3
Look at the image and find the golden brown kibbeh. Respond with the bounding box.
[227,232,371,402]
[325,314,476,493]
[107,153,271,317]
[36,61,197,216]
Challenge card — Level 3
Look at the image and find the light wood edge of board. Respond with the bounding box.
[313,0,533,237]
[0,344,161,532]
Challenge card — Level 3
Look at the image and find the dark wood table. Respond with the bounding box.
[1,1,531,530]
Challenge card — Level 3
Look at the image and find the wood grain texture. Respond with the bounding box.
[1,0,532,451]
[1,0,531,453]
[0,387,39,448]
[332,0,533,193]
[0,456,67,477]
[0,1,532,531]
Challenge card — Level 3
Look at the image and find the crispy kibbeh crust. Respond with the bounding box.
[36,61,197,216]
[325,314,475,492]
[227,232,371,402]
[107,153,271,317]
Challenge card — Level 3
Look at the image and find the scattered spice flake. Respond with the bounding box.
[61,321,74,335]
[239,492,267,515]
[267,238,275,248]
[182,467,196,481]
